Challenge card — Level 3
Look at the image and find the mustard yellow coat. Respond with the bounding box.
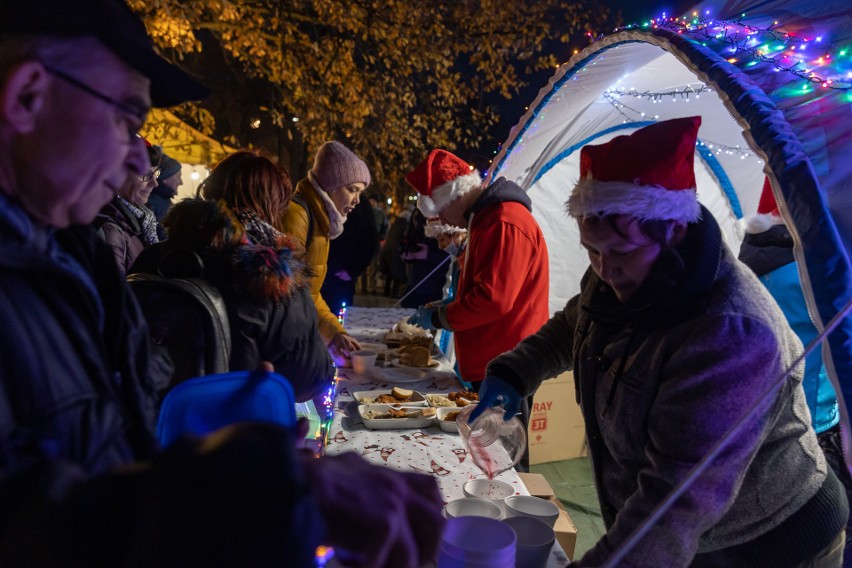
[277,178,345,343]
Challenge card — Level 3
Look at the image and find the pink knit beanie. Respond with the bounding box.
[311,141,371,193]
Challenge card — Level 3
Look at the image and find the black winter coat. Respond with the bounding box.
[131,199,334,402]
[0,197,323,567]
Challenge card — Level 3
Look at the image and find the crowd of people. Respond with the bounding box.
[1,0,849,567]
[0,1,441,566]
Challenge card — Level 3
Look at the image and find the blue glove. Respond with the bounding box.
[407,306,437,330]
[468,376,521,423]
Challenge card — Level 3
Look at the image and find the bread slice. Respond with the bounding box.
[410,346,431,367]
[391,387,413,400]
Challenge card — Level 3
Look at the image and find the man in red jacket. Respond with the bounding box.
[406,149,549,390]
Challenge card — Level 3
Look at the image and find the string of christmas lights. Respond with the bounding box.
[613,12,851,90]
[602,90,761,162]
[605,85,714,102]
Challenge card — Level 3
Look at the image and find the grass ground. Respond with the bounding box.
[531,457,606,559]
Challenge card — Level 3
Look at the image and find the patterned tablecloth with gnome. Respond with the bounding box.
[323,307,527,502]
[322,307,570,567]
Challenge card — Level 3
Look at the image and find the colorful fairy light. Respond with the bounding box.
[488,5,849,171]
[610,12,851,90]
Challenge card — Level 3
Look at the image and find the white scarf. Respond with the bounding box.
[308,172,347,240]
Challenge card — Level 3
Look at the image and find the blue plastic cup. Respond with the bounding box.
[437,516,516,568]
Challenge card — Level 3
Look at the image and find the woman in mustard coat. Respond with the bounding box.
[278,141,370,366]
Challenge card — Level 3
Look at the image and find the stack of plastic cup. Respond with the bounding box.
[502,516,555,568]
[436,516,516,568]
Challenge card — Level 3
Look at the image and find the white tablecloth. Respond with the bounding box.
[323,307,570,567]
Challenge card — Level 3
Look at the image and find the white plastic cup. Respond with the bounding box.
[437,516,516,568]
[502,516,555,568]
[443,497,503,520]
[350,349,377,375]
[462,478,515,516]
[504,495,561,527]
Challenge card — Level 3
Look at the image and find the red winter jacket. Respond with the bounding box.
[438,178,549,382]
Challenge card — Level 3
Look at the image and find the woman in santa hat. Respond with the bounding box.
[473,117,847,567]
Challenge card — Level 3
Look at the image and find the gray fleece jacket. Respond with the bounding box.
[487,209,845,567]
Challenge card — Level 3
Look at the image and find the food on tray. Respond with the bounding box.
[385,318,434,348]
[449,391,479,403]
[426,392,479,408]
[443,410,461,422]
[398,344,432,367]
[391,387,413,399]
[374,394,401,404]
[426,394,454,407]
[362,407,434,420]
[356,388,423,405]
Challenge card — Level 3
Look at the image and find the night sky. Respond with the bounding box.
[476,0,697,171]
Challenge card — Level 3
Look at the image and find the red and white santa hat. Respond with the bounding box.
[405,149,482,217]
[566,116,702,223]
[744,176,785,234]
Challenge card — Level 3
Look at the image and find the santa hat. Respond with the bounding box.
[744,176,785,234]
[405,149,482,217]
[424,218,467,238]
[566,116,702,223]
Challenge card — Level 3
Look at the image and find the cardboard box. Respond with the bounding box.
[518,472,578,560]
[529,370,587,464]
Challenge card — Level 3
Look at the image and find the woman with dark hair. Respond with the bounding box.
[132,150,333,402]
[473,118,847,567]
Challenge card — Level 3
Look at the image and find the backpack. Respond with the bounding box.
[127,249,231,395]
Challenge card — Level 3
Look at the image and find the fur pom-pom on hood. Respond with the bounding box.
[163,199,312,303]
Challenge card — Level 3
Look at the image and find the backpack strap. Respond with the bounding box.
[291,195,313,250]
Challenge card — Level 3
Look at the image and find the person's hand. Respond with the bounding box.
[400,243,429,261]
[304,452,444,568]
[335,270,352,282]
[468,376,522,422]
[424,298,451,309]
[407,306,437,330]
[329,333,361,367]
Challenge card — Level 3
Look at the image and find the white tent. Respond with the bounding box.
[487,0,852,456]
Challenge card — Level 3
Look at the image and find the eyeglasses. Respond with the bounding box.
[42,65,148,129]
[140,168,160,183]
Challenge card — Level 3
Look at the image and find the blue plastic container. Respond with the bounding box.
[157,370,297,447]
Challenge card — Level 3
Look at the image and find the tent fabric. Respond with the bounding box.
[486,0,852,462]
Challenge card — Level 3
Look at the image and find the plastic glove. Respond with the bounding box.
[406,306,437,330]
[304,452,444,568]
[468,375,522,422]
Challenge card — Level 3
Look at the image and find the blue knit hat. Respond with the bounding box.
[158,153,182,180]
